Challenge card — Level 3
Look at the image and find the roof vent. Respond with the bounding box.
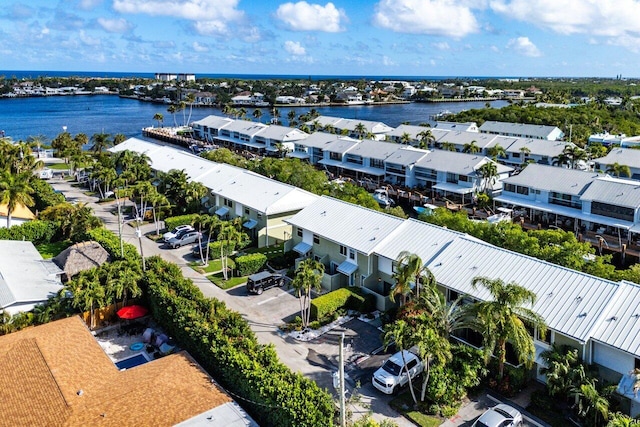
[578,312,587,318]
[77,390,84,396]
[609,316,618,321]
[575,296,582,303]
[547,292,554,297]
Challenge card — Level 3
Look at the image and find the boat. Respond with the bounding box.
[372,188,394,207]
[486,207,513,224]
[413,203,438,216]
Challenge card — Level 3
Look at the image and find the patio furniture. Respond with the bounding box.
[143,328,154,343]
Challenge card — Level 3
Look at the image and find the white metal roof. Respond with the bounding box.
[437,131,497,149]
[593,147,640,169]
[503,164,603,195]
[592,280,640,357]
[479,121,562,140]
[415,151,510,176]
[580,177,640,208]
[220,120,268,135]
[0,240,63,313]
[295,132,344,149]
[344,139,402,161]
[191,115,234,130]
[503,137,568,158]
[384,147,430,166]
[375,219,464,264]
[285,196,404,255]
[323,138,359,154]
[257,125,309,142]
[109,137,165,156]
[426,236,619,343]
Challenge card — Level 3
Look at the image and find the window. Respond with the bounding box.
[370,159,385,169]
[348,248,356,260]
[406,359,417,370]
[244,208,250,216]
[339,245,347,256]
[313,234,320,244]
[297,227,302,237]
[448,289,459,302]
[591,201,634,222]
[536,328,551,344]
[224,198,233,207]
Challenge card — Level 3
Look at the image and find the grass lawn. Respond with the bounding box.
[45,162,70,170]
[189,259,223,274]
[36,241,71,259]
[207,272,247,290]
[389,392,442,427]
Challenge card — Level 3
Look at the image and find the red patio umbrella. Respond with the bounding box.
[117,305,148,320]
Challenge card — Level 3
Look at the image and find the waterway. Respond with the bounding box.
[0,94,507,143]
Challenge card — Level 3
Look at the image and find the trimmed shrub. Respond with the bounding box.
[235,253,267,276]
[143,256,335,427]
[310,287,376,321]
[164,214,200,232]
[32,179,66,212]
[88,227,139,261]
[0,220,59,244]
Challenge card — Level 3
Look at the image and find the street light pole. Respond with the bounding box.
[339,332,346,427]
[136,224,146,271]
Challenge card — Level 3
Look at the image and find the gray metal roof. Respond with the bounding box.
[415,151,510,176]
[504,164,603,195]
[344,139,401,161]
[297,132,344,149]
[434,121,478,132]
[257,125,309,142]
[323,137,359,154]
[593,147,640,169]
[592,281,640,356]
[308,116,393,134]
[385,124,430,139]
[191,115,234,129]
[427,236,619,343]
[375,219,464,264]
[503,137,568,158]
[437,131,497,149]
[384,147,430,166]
[285,196,404,255]
[0,240,62,311]
[580,177,640,208]
[221,120,268,135]
[479,121,562,139]
[109,137,165,156]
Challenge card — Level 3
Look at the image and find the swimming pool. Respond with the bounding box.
[115,353,150,370]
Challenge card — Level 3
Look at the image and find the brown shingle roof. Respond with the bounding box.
[0,317,232,427]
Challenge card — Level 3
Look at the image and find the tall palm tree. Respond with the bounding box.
[486,144,506,160]
[606,162,631,178]
[354,122,367,139]
[399,132,412,145]
[440,141,456,151]
[217,222,244,280]
[292,258,325,329]
[167,104,179,127]
[0,170,35,228]
[185,93,196,125]
[90,132,113,155]
[153,112,164,128]
[570,381,609,426]
[394,251,435,300]
[476,161,499,194]
[463,140,481,154]
[417,128,435,149]
[252,109,263,122]
[470,276,546,379]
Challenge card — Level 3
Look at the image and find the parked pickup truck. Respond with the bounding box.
[246,271,285,295]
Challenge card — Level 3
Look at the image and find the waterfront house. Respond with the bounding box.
[592,147,640,179]
[306,116,393,140]
[493,135,567,167]
[191,115,234,143]
[479,120,564,140]
[0,240,63,315]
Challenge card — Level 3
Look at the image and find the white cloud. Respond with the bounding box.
[284,40,306,55]
[113,0,244,35]
[97,17,132,33]
[78,30,101,47]
[382,56,395,66]
[193,41,209,52]
[373,0,480,38]
[275,2,346,32]
[490,0,640,38]
[79,0,103,10]
[431,41,450,50]
[506,36,541,57]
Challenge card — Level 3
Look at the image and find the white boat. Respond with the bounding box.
[373,188,394,207]
[487,207,513,224]
[413,203,438,216]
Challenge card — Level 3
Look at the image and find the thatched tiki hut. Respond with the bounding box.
[53,241,111,281]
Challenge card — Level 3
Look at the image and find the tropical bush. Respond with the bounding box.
[142,256,336,427]
[31,178,66,212]
[310,287,375,321]
[87,227,139,261]
[234,253,267,276]
[0,220,59,243]
[164,214,200,232]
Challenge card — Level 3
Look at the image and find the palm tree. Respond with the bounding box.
[217,222,243,280]
[113,133,127,145]
[40,202,101,241]
[470,276,546,379]
[382,319,418,404]
[570,381,608,426]
[185,93,196,125]
[486,144,506,160]
[292,258,325,329]
[90,132,113,155]
[153,112,164,128]
[394,251,435,301]
[476,161,499,194]
[606,162,631,178]
[417,129,435,149]
[167,104,178,127]
[354,122,367,139]
[440,141,456,151]
[0,170,35,228]
[252,109,263,122]
[463,140,480,154]
[399,132,412,145]
[414,319,452,402]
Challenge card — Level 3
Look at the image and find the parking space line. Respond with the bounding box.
[256,288,295,306]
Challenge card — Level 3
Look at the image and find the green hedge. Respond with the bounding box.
[143,256,335,427]
[164,214,200,231]
[32,179,66,212]
[87,227,140,261]
[310,287,375,321]
[235,253,267,276]
[0,220,59,244]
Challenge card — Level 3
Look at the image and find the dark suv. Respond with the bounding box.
[246,271,285,295]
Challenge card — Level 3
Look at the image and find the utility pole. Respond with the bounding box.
[136,224,146,271]
[117,194,124,258]
[339,332,346,427]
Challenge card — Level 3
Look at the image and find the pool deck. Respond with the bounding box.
[93,320,166,362]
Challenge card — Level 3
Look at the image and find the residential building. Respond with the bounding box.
[0,240,63,314]
[593,148,640,179]
[479,120,564,140]
[491,135,567,167]
[0,316,257,426]
[433,121,479,132]
[0,201,35,228]
[306,116,393,140]
[588,132,640,147]
[287,132,343,164]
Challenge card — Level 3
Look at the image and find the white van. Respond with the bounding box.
[372,349,424,395]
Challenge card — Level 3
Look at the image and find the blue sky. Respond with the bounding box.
[2,0,640,77]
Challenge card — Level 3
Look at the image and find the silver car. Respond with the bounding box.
[166,230,202,248]
[162,225,194,242]
[473,404,523,427]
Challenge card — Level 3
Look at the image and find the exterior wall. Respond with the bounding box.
[262,212,294,248]
[553,333,583,353]
[0,217,30,228]
[592,341,635,377]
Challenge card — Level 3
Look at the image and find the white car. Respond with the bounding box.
[372,349,424,395]
[473,404,523,427]
[166,230,202,248]
[162,225,194,242]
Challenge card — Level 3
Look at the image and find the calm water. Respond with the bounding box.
[0,94,507,143]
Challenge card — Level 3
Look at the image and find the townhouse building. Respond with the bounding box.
[593,147,640,179]
[479,120,564,140]
[306,116,393,140]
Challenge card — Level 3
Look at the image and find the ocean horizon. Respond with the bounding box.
[0,69,550,81]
